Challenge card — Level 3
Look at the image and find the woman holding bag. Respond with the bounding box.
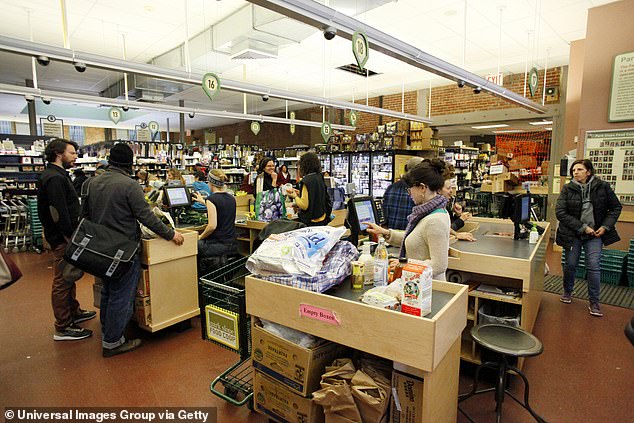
[253,157,285,221]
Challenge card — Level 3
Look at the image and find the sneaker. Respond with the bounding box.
[560,293,572,304]
[53,324,93,341]
[588,303,603,317]
[73,309,97,324]
[102,339,142,358]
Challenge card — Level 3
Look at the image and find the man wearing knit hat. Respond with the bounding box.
[83,143,184,357]
[382,156,424,230]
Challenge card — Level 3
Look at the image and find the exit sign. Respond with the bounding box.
[485,72,504,86]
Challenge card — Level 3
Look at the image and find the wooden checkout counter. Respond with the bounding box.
[449,217,550,369]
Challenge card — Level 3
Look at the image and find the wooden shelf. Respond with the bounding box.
[468,289,523,305]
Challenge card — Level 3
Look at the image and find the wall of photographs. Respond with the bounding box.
[585,129,634,205]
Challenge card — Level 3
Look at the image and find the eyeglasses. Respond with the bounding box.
[406,183,425,194]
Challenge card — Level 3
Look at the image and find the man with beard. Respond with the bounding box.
[37,139,96,341]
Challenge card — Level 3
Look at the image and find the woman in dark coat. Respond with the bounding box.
[556,159,622,317]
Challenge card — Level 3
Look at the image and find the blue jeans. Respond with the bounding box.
[563,237,602,304]
[100,256,140,349]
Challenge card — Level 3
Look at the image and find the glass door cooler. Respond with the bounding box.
[319,153,332,175]
[350,152,371,196]
[371,152,394,198]
[331,153,350,191]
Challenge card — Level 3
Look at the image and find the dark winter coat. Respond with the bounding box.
[555,178,622,249]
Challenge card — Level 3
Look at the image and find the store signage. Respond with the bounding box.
[251,121,261,135]
[490,164,505,175]
[299,304,340,325]
[321,121,332,142]
[608,51,634,122]
[290,111,296,135]
[40,115,63,138]
[528,67,539,97]
[135,124,151,142]
[349,110,358,126]
[148,121,159,135]
[108,107,122,124]
[352,31,369,71]
[202,72,221,101]
[485,72,504,86]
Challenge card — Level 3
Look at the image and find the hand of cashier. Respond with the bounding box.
[192,191,206,204]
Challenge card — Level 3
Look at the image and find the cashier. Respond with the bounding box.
[439,178,476,242]
[253,157,277,195]
[367,159,450,280]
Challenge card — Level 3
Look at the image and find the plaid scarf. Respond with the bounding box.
[400,194,448,258]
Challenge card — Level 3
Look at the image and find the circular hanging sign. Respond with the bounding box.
[321,121,332,143]
[290,111,296,135]
[108,108,122,124]
[528,67,539,97]
[349,110,358,127]
[202,73,221,101]
[352,31,369,71]
[148,121,159,134]
[251,121,261,136]
[46,115,56,123]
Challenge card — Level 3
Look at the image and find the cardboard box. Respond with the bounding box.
[481,178,514,193]
[141,229,197,265]
[254,371,324,423]
[137,269,150,296]
[389,370,424,423]
[508,155,537,171]
[400,263,432,317]
[494,172,519,186]
[251,321,342,396]
[134,295,151,326]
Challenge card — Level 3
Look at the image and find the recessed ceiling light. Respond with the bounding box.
[493,129,524,134]
[472,124,509,129]
[529,120,552,125]
[545,127,552,131]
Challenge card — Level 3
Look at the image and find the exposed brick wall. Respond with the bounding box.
[428,67,562,116]
[352,91,417,134]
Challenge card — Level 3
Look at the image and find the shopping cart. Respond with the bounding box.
[198,256,253,408]
[0,198,30,253]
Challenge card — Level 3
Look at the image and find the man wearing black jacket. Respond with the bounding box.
[37,139,95,342]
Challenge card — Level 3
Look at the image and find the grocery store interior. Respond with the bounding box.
[1,1,633,423]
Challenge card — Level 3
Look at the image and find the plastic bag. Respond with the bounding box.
[260,319,325,349]
[247,226,346,276]
[140,207,175,239]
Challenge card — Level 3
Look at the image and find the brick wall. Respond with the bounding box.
[428,67,562,116]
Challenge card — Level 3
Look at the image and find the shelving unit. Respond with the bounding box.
[371,151,393,197]
[0,153,45,195]
[443,146,479,202]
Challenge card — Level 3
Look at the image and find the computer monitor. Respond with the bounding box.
[182,174,195,186]
[514,194,531,224]
[163,185,192,208]
[347,196,380,234]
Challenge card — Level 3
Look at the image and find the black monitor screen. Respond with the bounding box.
[353,199,377,231]
[164,186,191,208]
[519,195,530,222]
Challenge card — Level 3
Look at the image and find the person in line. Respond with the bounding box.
[166,168,185,186]
[276,164,292,186]
[367,159,451,281]
[135,169,149,189]
[71,168,88,195]
[439,178,476,242]
[253,157,277,195]
[382,157,424,230]
[192,169,237,258]
[85,143,184,357]
[37,139,96,341]
[191,171,212,212]
[94,160,108,176]
[556,158,622,317]
[286,152,331,226]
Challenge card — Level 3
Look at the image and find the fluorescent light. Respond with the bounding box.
[471,124,509,129]
[493,129,524,134]
[529,120,553,125]
[545,127,552,130]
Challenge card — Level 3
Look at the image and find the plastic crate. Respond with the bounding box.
[601,269,622,285]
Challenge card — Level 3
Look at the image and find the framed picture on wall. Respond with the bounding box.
[608,51,634,122]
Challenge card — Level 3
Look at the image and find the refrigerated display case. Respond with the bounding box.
[319,153,331,175]
[371,152,393,198]
[331,153,350,191]
[350,152,371,196]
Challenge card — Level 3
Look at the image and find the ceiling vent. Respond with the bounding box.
[336,63,380,77]
[230,38,278,60]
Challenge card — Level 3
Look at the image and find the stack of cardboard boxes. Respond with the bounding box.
[481,160,520,193]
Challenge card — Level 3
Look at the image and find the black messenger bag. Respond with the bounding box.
[64,218,138,280]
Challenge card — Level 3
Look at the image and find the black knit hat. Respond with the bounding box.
[108,143,134,167]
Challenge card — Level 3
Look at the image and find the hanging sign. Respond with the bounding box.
[148,121,159,135]
[608,51,634,122]
[349,110,358,127]
[528,67,539,97]
[109,107,122,124]
[352,31,369,71]
[290,111,296,135]
[251,121,261,136]
[202,72,221,101]
[40,115,63,138]
[321,121,332,143]
[135,124,151,142]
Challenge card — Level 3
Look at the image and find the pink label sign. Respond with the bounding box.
[299,304,340,325]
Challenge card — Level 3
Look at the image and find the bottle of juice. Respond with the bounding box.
[373,236,389,287]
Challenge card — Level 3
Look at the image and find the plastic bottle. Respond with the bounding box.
[373,236,389,287]
[359,242,374,286]
[529,224,539,244]
[390,257,408,283]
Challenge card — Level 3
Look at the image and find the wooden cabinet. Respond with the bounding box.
[448,217,550,369]
[246,276,468,422]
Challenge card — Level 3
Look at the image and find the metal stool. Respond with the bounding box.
[459,324,547,423]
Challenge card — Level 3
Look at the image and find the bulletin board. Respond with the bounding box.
[585,129,634,205]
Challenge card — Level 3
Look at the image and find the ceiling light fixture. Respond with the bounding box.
[528,120,553,125]
[246,0,547,114]
[471,124,509,129]
[492,129,524,134]
[0,35,432,124]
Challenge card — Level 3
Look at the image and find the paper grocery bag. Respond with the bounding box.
[312,383,362,423]
[351,370,390,423]
[320,358,357,388]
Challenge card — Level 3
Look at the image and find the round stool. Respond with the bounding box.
[458,324,546,423]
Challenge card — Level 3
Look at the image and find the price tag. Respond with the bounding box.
[202,72,221,100]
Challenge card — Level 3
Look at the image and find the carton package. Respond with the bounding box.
[400,263,433,317]
[494,172,519,186]
[251,321,342,396]
[389,370,424,423]
[254,371,324,423]
[134,295,151,326]
[137,269,150,296]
